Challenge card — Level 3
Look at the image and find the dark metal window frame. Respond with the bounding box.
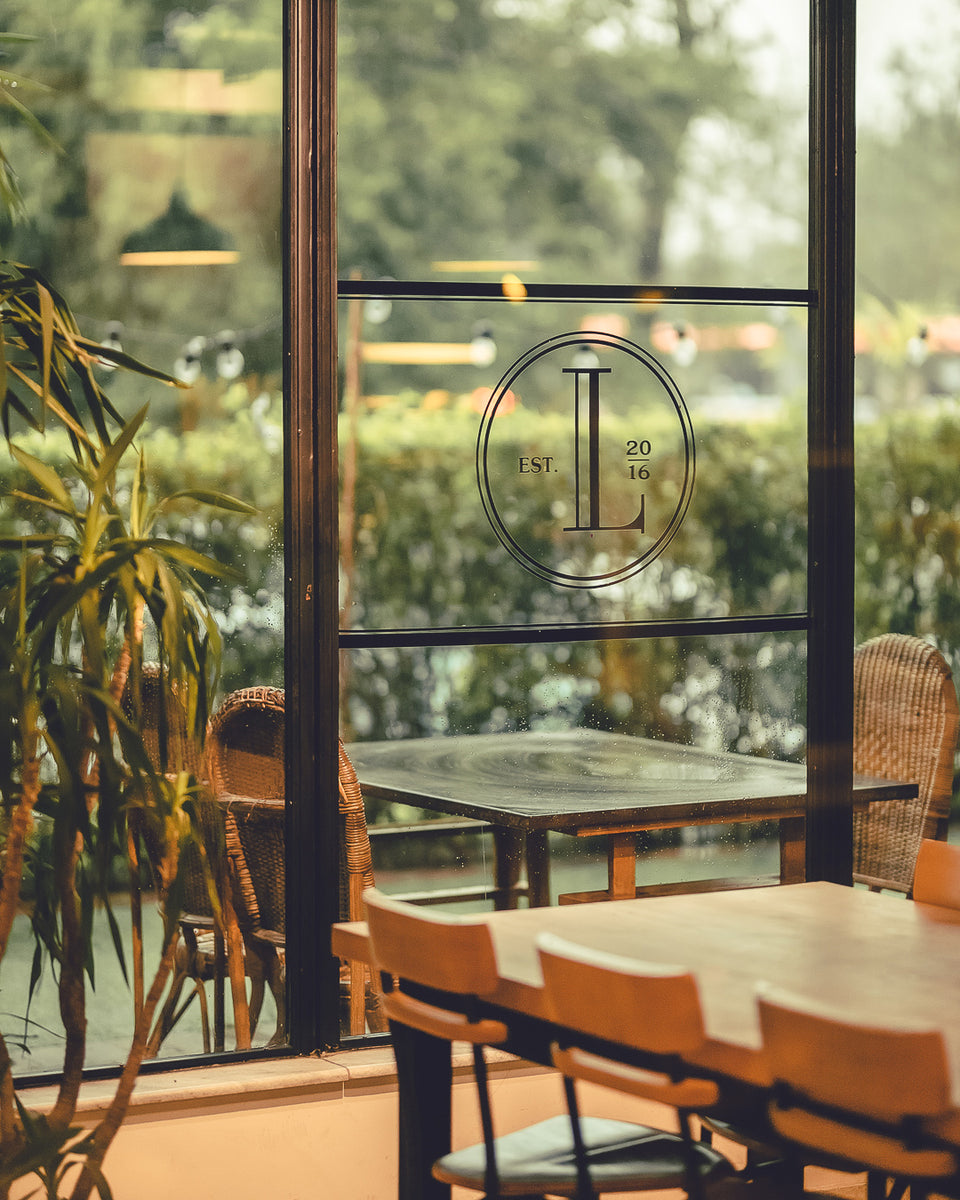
[286,0,856,1053]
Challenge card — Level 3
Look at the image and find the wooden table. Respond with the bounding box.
[348,730,917,906]
[332,882,960,1199]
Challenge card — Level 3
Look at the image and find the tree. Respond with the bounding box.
[857,45,960,311]
[338,0,777,285]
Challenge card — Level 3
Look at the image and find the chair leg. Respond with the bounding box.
[365,966,388,1034]
[348,958,365,1034]
[262,947,286,1046]
[242,938,266,1040]
[213,930,226,1053]
[248,970,266,1040]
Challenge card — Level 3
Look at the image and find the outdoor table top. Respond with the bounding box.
[346,729,916,833]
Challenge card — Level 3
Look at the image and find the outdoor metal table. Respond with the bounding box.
[347,729,918,906]
[331,881,960,1200]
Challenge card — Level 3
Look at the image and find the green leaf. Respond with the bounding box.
[159,489,258,515]
[74,336,183,388]
[36,282,53,404]
[0,534,59,549]
[147,539,243,581]
[9,444,72,509]
[103,900,129,986]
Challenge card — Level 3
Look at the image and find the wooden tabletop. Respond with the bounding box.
[346,730,915,833]
[334,882,960,1112]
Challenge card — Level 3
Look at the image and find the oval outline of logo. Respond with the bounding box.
[476,330,696,589]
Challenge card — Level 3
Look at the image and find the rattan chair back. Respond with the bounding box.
[206,685,285,801]
[206,689,383,1033]
[125,661,205,778]
[853,634,960,894]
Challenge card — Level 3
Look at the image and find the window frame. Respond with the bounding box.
[289,0,857,1052]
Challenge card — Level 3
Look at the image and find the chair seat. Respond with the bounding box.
[432,1114,734,1195]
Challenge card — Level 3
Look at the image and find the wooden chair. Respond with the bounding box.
[701,638,960,1172]
[912,837,960,908]
[853,634,959,894]
[363,887,735,1198]
[536,932,740,1200]
[206,686,384,1036]
[758,983,960,1200]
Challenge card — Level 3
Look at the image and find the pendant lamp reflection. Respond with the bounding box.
[119,190,238,266]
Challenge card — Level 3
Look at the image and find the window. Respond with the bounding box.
[3,0,868,1068]
[331,0,855,1043]
[2,0,285,1071]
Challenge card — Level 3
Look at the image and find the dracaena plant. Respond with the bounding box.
[0,262,256,1200]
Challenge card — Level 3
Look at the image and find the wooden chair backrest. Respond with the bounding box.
[758,984,958,1178]
[853,633,960,893]
[536,932,718,1110]
[537,932,705,1054]
[912,838,960,910]
[362,887,500,996]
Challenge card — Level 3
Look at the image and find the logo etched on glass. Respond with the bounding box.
[476,331,695,589]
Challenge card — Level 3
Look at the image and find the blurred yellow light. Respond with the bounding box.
[501,273,527,303]
[432,260,539,272]
[120,249,239,266]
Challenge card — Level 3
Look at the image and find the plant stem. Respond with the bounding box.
[68,931,179,1200]
[49,829,85,1130]
[0,737,39,963]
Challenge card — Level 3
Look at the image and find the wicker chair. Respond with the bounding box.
[853,634,960,894]
[125,664,260,1056]
[206,687,384,1037]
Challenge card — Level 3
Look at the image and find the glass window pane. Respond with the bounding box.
[338,0,809,288]
[1,0,283,1071]
[343,631,806,906]
[340,299,806,630]
[337,0,812,1041]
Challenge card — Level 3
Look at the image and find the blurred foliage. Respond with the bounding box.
[338,0,793,288]
[7,383,960,810]
[338,395,810,768]
[0,377,284,694]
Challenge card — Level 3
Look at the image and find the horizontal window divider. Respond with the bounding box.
[339,613,810,650]
[337,280,813,307]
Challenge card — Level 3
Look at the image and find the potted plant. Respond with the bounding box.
[0,261,256,1199]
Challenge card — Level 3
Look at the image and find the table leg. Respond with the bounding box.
[391,1020,452,1200]
[779,816,805,883]
[492,827,524,910]
[525,830,552,907]
[607,833,638,900]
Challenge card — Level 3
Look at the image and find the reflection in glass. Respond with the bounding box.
[0,1,283,1070]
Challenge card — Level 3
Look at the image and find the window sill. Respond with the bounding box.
[16,1044,548,1119]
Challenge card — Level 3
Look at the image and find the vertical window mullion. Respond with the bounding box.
[286,0,342,1052]
[806,0,857,882]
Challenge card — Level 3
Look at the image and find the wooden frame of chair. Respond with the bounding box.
[757,983,960,1200]
[364,887,734,1199]
[536,932,738,1200]
[912,838,960,909]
